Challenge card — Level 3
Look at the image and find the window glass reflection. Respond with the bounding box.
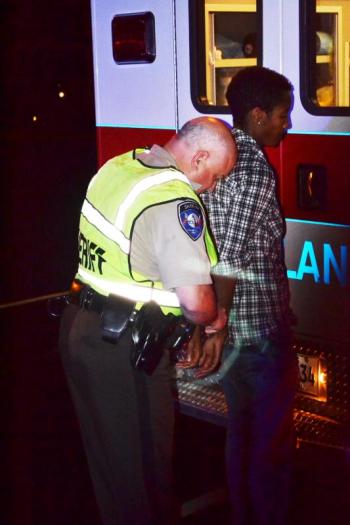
[192,1,260,109]
[313,0,350,108]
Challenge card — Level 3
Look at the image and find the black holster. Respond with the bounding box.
[131,302,195,375]
[101,294,195,375]
[131,302,176,375]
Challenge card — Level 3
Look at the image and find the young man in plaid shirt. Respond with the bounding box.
[187,67,299,525]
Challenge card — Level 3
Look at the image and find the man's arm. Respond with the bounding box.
[197,274,235,375]
[211,274,236,320]
[175,283,226,329]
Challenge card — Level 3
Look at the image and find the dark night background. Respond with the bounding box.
[1,0,97,304]
[0,1,100,524]
[0,2,349,525]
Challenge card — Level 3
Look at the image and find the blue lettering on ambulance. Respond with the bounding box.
[323,243,347,285]
[287,241,348,286]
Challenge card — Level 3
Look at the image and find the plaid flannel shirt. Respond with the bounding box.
[202,128,293,345]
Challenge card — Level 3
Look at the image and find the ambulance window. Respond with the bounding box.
[300,0,350,115]
[112,12,156,64]
[190,0,262,113]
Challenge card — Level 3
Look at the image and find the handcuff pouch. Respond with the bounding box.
[101,294,136,344]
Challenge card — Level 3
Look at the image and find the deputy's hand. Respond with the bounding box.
[204,306,227,335]
[176,325,202,369]
[195,327,228,378]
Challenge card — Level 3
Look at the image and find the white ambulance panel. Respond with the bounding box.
[91,0,177,129]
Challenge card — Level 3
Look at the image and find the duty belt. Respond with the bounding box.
[69,281,134,315]
[67,280,195,376]
[69,281,139,345]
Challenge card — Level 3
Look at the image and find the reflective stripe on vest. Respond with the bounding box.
[78,267,180,307]
[81,200,130,254]
[81,170,190,254]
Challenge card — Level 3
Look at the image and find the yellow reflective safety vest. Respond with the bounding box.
[76,149,218,315]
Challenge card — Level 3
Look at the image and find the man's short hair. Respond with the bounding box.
[226,66,293,126]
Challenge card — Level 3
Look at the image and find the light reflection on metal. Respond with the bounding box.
[307,170,314,198]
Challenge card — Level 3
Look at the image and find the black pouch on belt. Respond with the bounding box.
[131,301,177,375]
[101,294,136,344]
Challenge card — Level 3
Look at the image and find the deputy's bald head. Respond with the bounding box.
[165,117,237,193]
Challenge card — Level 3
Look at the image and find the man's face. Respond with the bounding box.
[259,91,292,147]
[193,146,237,193]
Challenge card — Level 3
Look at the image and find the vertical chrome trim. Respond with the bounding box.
[171,0,180,132]
[279,0,284,72]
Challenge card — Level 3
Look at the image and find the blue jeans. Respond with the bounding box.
[221,337,298,525]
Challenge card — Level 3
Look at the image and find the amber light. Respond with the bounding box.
[319,370,327,385]
[71,280,82,293]
[317,360,328,402]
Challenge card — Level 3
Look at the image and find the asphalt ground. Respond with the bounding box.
[1,303,349,525]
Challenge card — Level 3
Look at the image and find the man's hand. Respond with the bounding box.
[204,306,227,335]
[195,327,228,378]
[176,323,228,378]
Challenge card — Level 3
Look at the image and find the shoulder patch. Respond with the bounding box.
[177,200,204,241]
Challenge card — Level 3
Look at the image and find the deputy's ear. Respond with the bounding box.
[191,150,209,169]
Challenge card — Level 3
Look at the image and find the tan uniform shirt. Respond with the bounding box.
[130,145,212,289]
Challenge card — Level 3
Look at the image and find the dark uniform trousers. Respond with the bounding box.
[221,336,299,525]
[59,303,178,525]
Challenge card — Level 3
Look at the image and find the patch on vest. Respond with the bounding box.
[177,200,204,241]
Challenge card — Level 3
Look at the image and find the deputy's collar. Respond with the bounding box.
[135,145,178,169]
[135,145,201,192]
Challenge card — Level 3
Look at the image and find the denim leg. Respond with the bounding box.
[222,340,298,525]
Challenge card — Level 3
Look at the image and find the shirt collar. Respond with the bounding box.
[134,143,205,193]
[232,127,259,148]
[135,144,178,169]
[135,144,200,191]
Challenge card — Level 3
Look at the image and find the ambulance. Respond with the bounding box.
[89,0,350,451]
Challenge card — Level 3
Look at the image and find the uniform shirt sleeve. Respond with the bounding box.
[130,200,212,289]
